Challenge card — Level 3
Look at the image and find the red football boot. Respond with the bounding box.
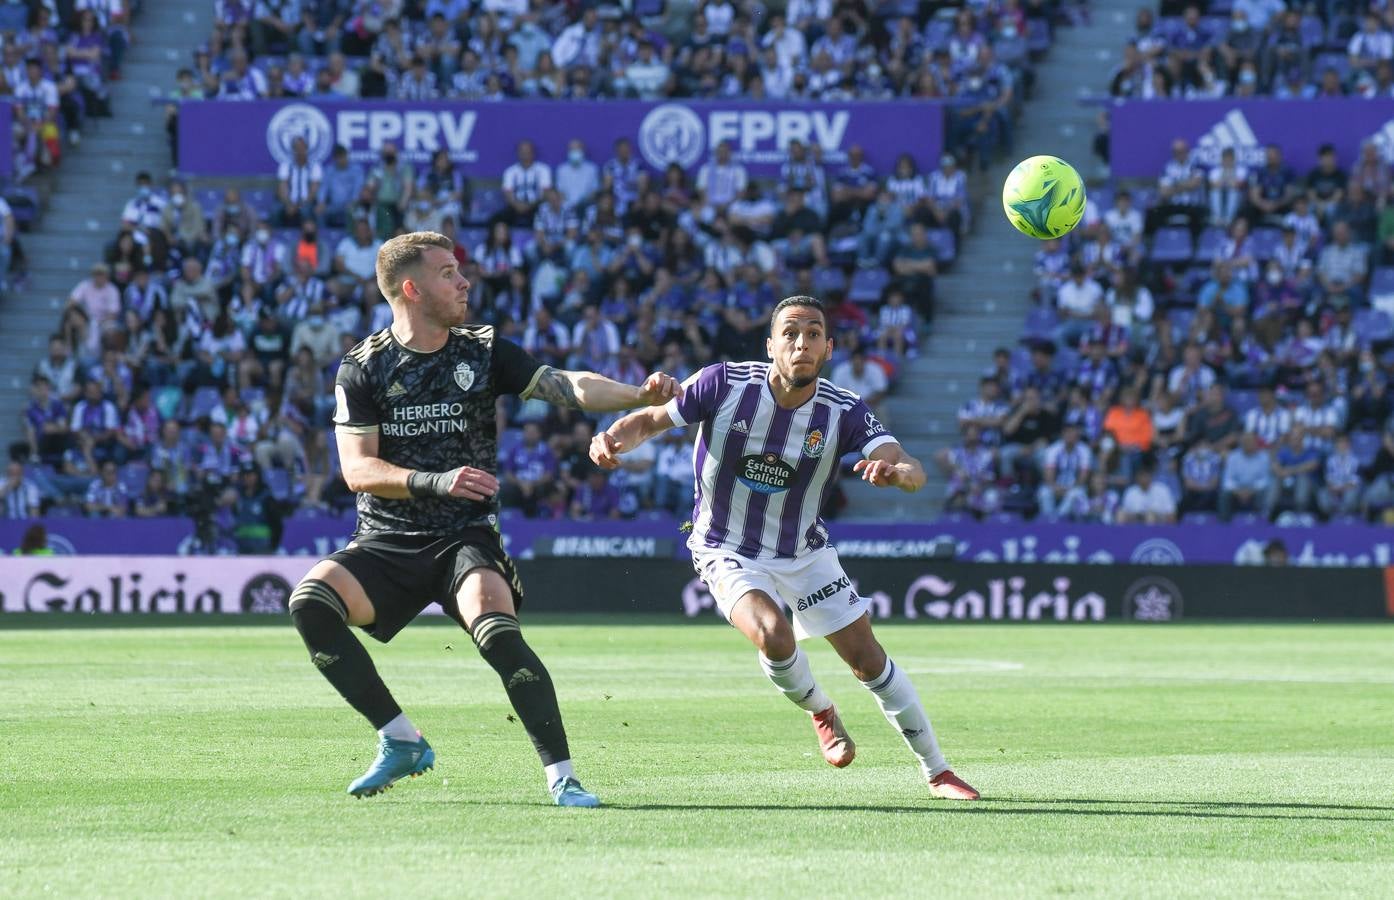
[927,769,981,800]
[810,704,856,768]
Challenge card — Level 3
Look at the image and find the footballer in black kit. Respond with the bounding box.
[287,231,678,806]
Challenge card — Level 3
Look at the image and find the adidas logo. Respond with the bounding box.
[901,727,925,739]
[1193,110,1264,168]
[506,667,541,689]
[386,381,407,399]
[311,651,340,670]
[800,687,815,701]
[731,419,750,435]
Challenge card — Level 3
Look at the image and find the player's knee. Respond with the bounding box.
[470,610,523,656]
[288,578,348,625]
[752,616,796,660]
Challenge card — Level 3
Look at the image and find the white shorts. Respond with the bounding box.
[691,546,869,640]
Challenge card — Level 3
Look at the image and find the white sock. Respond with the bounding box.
[378,712,419,743]
[861,658,948,777]
[544,759,575,790]
[760,649,832,713]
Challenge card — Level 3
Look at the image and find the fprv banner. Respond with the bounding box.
[176,99,943,177]
[1110,98,1394,178]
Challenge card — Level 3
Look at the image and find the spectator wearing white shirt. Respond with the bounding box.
[501,139,553,226]
[555,138,601,211]
[333,218,383,296]
[84,460,129,518]
[120,171,166,231]
[1243,386,1292,448]
[697,142,748,213]
[1208,146,1248,227]
[1117,464,1177,523]
[1103,190,1144,252]
[761,14,808,75]
[831,349,890,421]
[276,136,323,226]
[0,460,43,519]
[1147,139,1206,235]
[1037,423,1094,520]
[702,0,735,36]
[876,289,915,358]
[653,429,696,513]
[1055,263,1104,347]
[624,41,672,98]
[1167,343,1218,408]
[1349,14,1394,73]
[1292,381,1345,453]
[240,222,288,300]
[1320,433,1362,517]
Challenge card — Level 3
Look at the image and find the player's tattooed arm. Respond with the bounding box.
[528,367,680,412]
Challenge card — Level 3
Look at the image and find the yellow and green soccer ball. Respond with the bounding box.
[1002,155,1086,240]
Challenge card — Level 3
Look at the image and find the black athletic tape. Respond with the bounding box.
[470,612,521,650]
[288,579,348,621]
[408,470,455,499]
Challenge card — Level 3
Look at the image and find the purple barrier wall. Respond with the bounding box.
[176,99,943,178]
[2,516,1392,568]
[1109,99,1394,178]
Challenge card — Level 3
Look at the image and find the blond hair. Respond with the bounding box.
[375,231,455,302]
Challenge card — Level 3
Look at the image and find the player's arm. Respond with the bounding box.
[853,441,927,494]
[590,406,675,470]
[525,365,678,413]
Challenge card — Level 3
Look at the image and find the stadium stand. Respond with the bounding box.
[7,0,1078,548]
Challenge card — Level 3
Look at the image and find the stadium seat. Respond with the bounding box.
[1313,53,1349,81]
[0,4,25,31]
[1181,513,1214,525]
[1149,228,1193,263]
[1351,431,1381,467]
[812,266,848,296]
[119,463,148,497]
[923,20,954,50]
[926,228,956,264]
[1354,309,1394,344]
[1194,227,1226,263]
[467,188,506,225]
[634,0,664,17]
[1367,267,1394,302]
[1167,308,1196,337]
[1249,227,1281,261]
[458,226,488,252]
[188,386,223,422]
[1024,307,1058,338]
[1299,15,1324,47]
[1025,19,1051,54]
[847,267,889,303]
[264,468,292,500]
[1228,390,1258,417]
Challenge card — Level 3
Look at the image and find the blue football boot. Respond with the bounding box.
[347,734,435,798]
[550,776,601,808]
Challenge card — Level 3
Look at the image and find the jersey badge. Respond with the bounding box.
[802,428,826,458]
[453,362,475,392]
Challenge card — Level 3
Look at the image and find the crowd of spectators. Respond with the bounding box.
[11,116,974,540]
[0,1,128,178]
[1106,2,1394,101]
[169,0,1064,168]
[938,127,1394,525]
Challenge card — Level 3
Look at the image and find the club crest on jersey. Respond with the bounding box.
[802,429,826,458]
[453,362,475,392]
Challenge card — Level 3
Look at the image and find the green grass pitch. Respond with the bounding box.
[2,616,1392,898]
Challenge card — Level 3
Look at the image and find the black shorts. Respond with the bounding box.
[326,528,524,643]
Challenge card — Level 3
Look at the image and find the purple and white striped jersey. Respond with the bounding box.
[665,361,898,560]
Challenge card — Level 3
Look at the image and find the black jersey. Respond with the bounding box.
[333,324,545,536]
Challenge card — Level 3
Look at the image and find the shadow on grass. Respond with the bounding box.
[600,800,1394,822]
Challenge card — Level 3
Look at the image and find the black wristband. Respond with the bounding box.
[407,470,454,499]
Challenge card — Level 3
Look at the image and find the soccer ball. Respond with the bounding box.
[1001,155,1086,240]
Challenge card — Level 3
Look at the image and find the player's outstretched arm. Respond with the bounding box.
[337,431,497,501]
[853,442,927,494]
[590,407,676,470]
[528,366,679,413]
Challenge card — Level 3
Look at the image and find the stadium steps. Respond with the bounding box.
[840,0,1136,520]
[0,0,213,444]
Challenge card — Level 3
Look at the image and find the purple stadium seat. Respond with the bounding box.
[1089,187,1113,213]
[926,228,956,263]
[458,226,488,252]
[1182,513,1214,525]
[189,386,223,421]
[1355,309,1394,343]
[1055,347,1081,372]
[243,188,277,219]
[264,468,292,500]
[0,4,27,31]
[994,35,1027,65]
[923,20,954,51]
[1150,227,1193,263]
[813,266,848,296]
[1351,431,1381,467]
[468,188,506,225]
[1368,267,1394,298]
[509,227,536,256]
[1248,227,1281,261]
[197,189,223,212]
[1314,53,1349,80]
[1025,307,1058,338]
[1194,226,1226,263]
[937,512,972,524]
[1229,390,1258,417]
[1300,15,1324,47]
[1025,18,1051,53]
[119,463,148,497]
[848,267,889,303]
[634,0,664,16]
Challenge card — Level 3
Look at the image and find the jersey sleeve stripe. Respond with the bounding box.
[862,435,899,458]
[517,365,546,401]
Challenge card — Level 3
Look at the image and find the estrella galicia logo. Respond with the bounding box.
[1129,538,1184,565]
[737,453,795,494]
[802,428,826,459]
[240,573,293,613]
[1123,576,1182,622]
[638,103,705,170]
[266,102,334,167]
[796,576,851,611]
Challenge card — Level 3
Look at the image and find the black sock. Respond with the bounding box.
[290,595,402,731]
[472,612,571,766]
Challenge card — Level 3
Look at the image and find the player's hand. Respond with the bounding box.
[853,458,904,489]
[589,432,624,470]
[445,466,499,501]
[637,371,680,406]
